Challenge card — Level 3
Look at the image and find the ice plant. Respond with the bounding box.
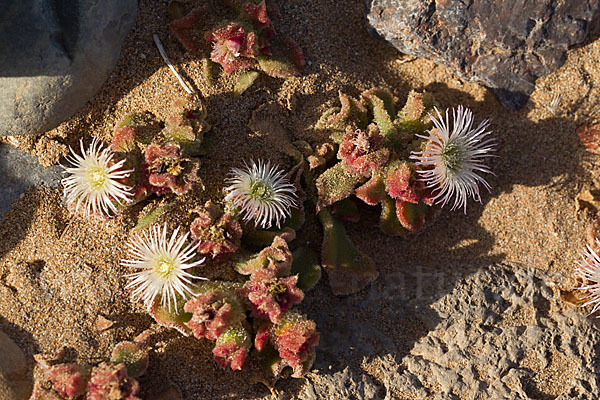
[189,201,243,258]
[122,224,207,312]
[576,238,600,315]
[170,0,304,94]
[224,160,297,229]
[62,137,134,217]
[87,363,140,400]
[410,106,495,213]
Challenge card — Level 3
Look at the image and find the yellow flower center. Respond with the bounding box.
[87,166,108,189]
[155,255,177,279]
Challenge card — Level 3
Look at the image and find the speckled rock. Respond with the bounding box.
[0,330,32,400]
[365,0,600,110]
[298,263,600,399]
[0,0,137,136]
[0,145,62,218]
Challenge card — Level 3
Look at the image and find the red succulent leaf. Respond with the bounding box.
[45,364,86,398]
[355,173,387,206]
[254,322,272,352]
[206,23,257,73]
[87,363,140,400]
[184,287,246,341]
[242,0,271,30]
[283,36,305,68]
[385,162,419,203]
[170,6,207,55]
[111,126,137,153]
[338,125,388,177]
[190,202,243,259]
[272,312,319,370]
[243,267,304,324]
[395,200,426,234]
[577,123,600,151]
[212,327,251,371]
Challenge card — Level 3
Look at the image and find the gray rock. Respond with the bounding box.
[299,264,600,399]
[0,144,62,218]
[365,0,600,110]
[0,0,137,136]
[0,330,32,400]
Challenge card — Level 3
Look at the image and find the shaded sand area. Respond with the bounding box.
[2,0,600,398]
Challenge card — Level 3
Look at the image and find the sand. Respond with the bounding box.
[1,0,600,398]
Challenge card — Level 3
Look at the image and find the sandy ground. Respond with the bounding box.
[1,0,600,398]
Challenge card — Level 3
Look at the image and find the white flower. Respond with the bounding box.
[61,138,134,217]
[409,106,495,213]
[224,160,297,229]
[122,224,207,312]
[576,240,600,315]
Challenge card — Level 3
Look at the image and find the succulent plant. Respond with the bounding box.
[109,97,209,203]
[307,88,495,295]
[190,201,244,258]
[87,363,141,400]
[184,282,246,340]
[32,340,148,400]
[315,89,439,235]
[242,264,304,324]
[267,311,319,378]
[212,326,252,371]
[170,0,305,94]
[131,230,319,376]
[144,142,201,196]
[110,341,149,379]
[43,363,87,399]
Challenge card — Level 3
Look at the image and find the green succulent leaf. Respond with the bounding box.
[291,247,322,291]
[234,71,260,97]
[318,209,378,295]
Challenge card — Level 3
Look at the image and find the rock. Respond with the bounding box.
[301,263,600,399]
[0,330,32,400]
[365,0,600,110]
[0,0,137,136]
[0,144,62,218]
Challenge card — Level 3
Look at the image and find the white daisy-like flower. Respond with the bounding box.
[224,160,297,229]
[61,138,134,217]
[122,224,207,312]
[409,105,496,213]
[576,240,600,315]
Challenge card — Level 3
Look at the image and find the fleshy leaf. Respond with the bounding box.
[316,92,368,131]
[362,88,397,137]
[315,162,366,211]
[318,209,378,295]
[379,196,409,236]
[271,311,319,377]
[291,247,322,291]
[257,54,300,78]
[243,227,297,248]
[577,123,600,151]
[110,341,149,378]
[213,326,252,371]
[396,90,436,133]
[396,200,426,234]
[330,198,360,222]
[355,173,387,206]
[235,234,294,276]
[148,293,193,336]
[133,203,170,232]
[234,71,260,97]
